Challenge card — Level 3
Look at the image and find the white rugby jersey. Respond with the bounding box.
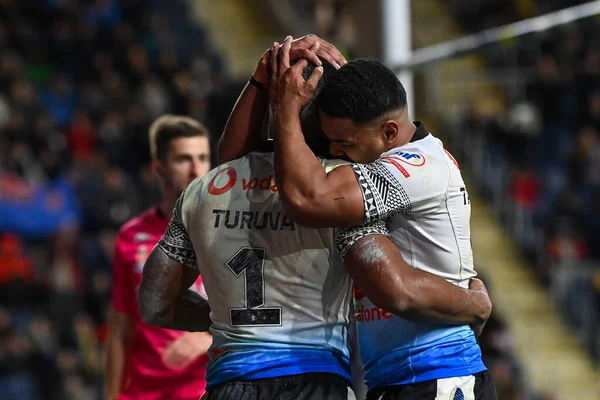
[157,152,353,388]
[336,122,486,389]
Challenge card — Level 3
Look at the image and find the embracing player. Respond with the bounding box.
[105,116,212,400]
[138,36,491,400]
[271,53,498,399]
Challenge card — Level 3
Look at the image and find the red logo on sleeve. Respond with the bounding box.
[444,149,460,170]
[381,157,411,178]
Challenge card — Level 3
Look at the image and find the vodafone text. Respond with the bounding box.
[355,303,394,323]
[207,168,278,196]
[241,175,277,193]
[354,287,393,322]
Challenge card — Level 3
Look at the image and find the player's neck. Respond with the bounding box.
[158,196,176,220]
[390,121,417,150]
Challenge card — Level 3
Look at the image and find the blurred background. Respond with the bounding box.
[0,0,598,399]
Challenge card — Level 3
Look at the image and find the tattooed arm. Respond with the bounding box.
[138,249,211,332]
[138,196,211,332]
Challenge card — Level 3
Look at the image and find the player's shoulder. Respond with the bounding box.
[201,152,270,182]
[363,134,450,198]
[117,208,158,242]
[186,154,256,199]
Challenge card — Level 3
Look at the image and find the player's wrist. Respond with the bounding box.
[252,49,270,88]
[279,97,304,114]
[249,75,267,92]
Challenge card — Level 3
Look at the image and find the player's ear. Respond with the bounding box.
[382,120,399,143]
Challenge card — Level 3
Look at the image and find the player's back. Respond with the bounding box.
[177,152,352,389]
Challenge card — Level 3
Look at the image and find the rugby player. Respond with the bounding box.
[105,116,212,400]
[271,53,498,399]
[138,36,491,400]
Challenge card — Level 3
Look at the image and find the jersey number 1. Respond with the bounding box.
[226,247,282,326]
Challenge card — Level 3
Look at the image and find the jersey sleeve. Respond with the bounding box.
[321,158,349,173]
[350,155,448,224]
[157,192,198,270]
[111,235,135,315]
[334,220,390,259]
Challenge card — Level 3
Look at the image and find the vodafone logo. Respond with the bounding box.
[353,285,394,323]
[353,285,366,300]
[242,175,278,193]
[208,167,237,195]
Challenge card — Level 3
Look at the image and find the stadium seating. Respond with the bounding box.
[3,0,596,399]
[448,0,600,370]
[0,1,231,398]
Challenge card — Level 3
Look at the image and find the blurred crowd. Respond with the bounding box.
[0,0,586,400]
[449,0,589,32]
[299,0,359,60]
[0,0,237,398]
[447,4,600,398]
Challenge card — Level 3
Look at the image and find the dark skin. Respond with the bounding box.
[138,36,348,333]
[346,235,489,333]
[270,47,417,228]
[138,35,346,338]
[218,34,347,165]
[218,35,491,332]
[138,249,212,332]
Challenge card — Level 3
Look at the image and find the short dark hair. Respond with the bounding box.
[298,57,337,157]
[149,115,209,160]
[317,58,407,125]
[262,57,337,157]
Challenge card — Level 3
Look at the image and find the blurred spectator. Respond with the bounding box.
[546,226,588,265]
[0,234,35,285]
[449,6,600,377]
[0,0,232,398]
[510,165,541,210]
[67,111,96,162]
[310,0,358,59]
[568,125,600,188]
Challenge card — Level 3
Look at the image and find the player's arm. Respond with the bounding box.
[138,197,211,332]
[339,225,491,330]
[217,47,270,165]
[139,249,211,332]
[271,53,365,228]
[105,239,135,400]
[274,107,365,228]
[218,35,346,164]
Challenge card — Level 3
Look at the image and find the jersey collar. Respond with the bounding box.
[410,121,429,142]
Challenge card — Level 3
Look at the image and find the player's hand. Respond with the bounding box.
[290,34,347,69]
[271,36,324,113]
[253,34,346,89]
[255,37,320,90]
[468,278,491,337]
[268,36,319,103]
[252,47,272,87]
[162,332,212,369]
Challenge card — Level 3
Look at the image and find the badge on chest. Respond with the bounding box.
[134,245,151,273]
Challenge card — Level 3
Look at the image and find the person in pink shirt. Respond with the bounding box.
[104,115,212,400]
